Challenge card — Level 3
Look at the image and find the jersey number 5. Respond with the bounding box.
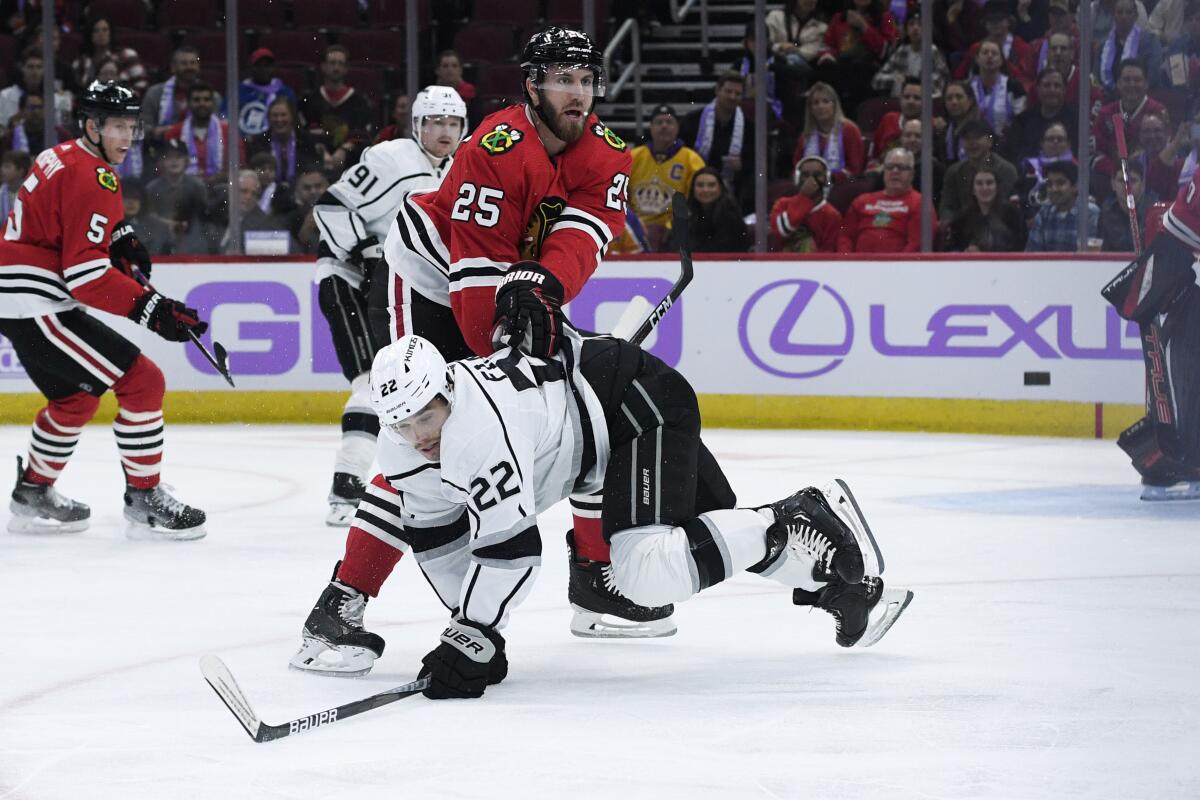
[470,461,520,511]
[451,183,504,228]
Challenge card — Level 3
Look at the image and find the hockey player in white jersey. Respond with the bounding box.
[290,331,914,697]
[312,86,466,525]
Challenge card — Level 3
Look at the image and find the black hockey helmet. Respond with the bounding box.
[80,80,141,120]
[519,26,606,97]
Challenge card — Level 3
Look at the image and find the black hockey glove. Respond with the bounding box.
[352,236,384,297]
[419,619,508,699]
[491,261,565,358]
[129,292,208,342]
[110,221,152,281]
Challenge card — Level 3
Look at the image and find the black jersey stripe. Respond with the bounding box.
[682,517,728,591]
[401,198,450,272]
[488,567,534,629]
[0,285,72,301]
[357,173,430,209]
[394,200,449,277]
[451,264,508,279]
[554,212,611,244]
[461,562,483,619]
[386,461,440,481]
[314,208,348,253]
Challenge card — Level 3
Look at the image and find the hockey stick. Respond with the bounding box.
[131,268,236,387]
[1112,113,1143,256]
[616,192,694,346]
[200,655,430,743]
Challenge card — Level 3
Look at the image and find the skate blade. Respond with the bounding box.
[6,514,89,535]
[569,607,678,639]
[828,479,885,576]
[325,501,357,527]
[288,638,376,677]
[858,587,913,648]
[124,520,207,541]
[1140,481,1200,501]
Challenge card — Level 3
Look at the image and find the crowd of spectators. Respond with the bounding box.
[1,0,1198,256]
[630,0,1200,254]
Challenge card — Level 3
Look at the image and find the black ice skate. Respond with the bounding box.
[794,576,914,648]
[123,483,207,541]
[7,456,90,534]
[290,573,386,677]
[567,530,677,639]
[326,471,366,527]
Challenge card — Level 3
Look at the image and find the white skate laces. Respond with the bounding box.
[332,582,367,626]
[785,520,836,576]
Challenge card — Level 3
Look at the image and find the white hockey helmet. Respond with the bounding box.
[370,336,451,440]
[412,85,468,157]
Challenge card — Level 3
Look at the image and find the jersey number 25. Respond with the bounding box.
[451,183,504,228]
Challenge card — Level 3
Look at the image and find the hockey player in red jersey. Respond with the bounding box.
[1103,168,1200,500]
[310,27,679,652]
[0,81,209,538]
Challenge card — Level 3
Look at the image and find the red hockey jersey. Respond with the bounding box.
[1163,170,1200,252]
[0,140,144,319]
[396,104,632,356]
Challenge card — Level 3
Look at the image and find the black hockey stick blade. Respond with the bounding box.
[189,331,236,387]
[129,268,236,386]
[200,655,429,743]
[630,192,695,346]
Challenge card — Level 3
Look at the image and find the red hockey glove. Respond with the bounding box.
[129,292,208,342]
[491,261,566,358]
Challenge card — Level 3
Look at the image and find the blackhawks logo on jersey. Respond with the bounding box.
[96,166,119,192]
[591,123,626,152]
[479,123,523,156]
[520,197,565,260]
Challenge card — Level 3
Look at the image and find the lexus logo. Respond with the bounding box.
[738,279,854,378]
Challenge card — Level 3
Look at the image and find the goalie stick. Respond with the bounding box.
[200,654,429,743]
[611,192,694,345]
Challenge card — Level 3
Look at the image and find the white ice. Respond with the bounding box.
[1,424,1198,800]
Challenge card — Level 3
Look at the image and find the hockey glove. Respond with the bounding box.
[129,292,208,342]
[419,619,508,699]
[492,261,566,358]
[110,221,153,281]
[352,236,384,297]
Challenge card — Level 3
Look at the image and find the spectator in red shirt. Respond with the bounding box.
[954,0,1035,90]
[872,77,923,160]
[434,49,477,124]
[838,147,934,252]
[792,82,865,181]
[816,0,898,116]
[771,155,843,251]
[162,82,244,183]
[1091,59,1167,185]
[373,94,411,143]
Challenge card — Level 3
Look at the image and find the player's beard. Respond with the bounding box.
[541,96,588,145]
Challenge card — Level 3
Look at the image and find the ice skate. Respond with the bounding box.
[326,471,366,526]
[1140,479,1200,501]
[7,456,90,534]
[123,483,206,541]
[290,576,385,677]
[567,530,677,638]
[795,576,913,648]
[754,484,874,584]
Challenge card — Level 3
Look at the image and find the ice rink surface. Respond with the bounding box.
[1,423,1198,800]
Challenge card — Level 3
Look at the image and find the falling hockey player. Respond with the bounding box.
[0,81,209,539]
[1103,163,1200,500]
[359,26,679,638]
[312,85,467,525]
[290,330,914,697]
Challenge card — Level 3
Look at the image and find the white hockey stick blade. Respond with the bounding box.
[858,587,914,648]
[200,654,263,741]
[610,296,655,341]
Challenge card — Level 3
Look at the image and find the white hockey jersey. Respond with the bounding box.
[313,139,453,289]
[351,338,609,629]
